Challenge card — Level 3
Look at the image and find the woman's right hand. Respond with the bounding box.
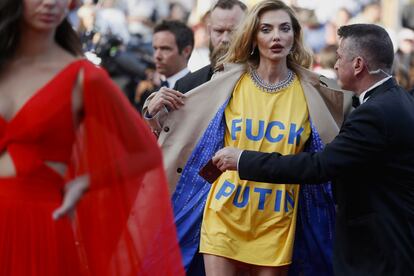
[52,175,90,220]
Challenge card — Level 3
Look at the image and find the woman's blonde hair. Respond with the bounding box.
[217,0,312,71]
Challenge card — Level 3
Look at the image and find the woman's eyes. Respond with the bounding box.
[260,25,291,33]
[261,27,271,33]
[281,26,291,32]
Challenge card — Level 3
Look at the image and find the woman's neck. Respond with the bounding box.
[14,28,57,63]
[256,59,289,84]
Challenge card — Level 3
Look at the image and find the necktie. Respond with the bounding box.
[160,80,169,88]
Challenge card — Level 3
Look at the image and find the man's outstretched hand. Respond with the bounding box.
[212,147,242,172]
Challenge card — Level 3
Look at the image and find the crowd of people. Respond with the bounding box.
[67,0,414,106]
[0,0,414,275]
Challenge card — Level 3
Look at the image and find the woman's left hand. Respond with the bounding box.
[52,175,90,220]
[212,147,243,172]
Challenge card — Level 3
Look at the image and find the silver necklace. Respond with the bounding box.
[249,68,295,93]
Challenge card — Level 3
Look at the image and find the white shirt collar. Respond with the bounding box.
[163,67,190,89]
[359,76,392,105]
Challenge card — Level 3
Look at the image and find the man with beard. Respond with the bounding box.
[143,0,246,119]
[173,0,247,93]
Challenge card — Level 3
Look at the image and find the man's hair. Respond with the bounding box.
[212,0,247,12]
[153,20,194,54]
[338,24,394,71]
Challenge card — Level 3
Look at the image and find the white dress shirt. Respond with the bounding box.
[359,76,392,105]
[162,68,190,89]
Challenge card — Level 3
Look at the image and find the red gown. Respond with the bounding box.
[0,60,184,275]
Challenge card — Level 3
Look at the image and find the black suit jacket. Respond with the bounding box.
[239,78,414,275]
[173,64,213,93]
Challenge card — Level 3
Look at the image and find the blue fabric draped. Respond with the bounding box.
[172,100,335,276]
[288,122,335,276]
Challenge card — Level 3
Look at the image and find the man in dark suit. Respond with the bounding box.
[135,20,193,111]
[212,24,414,275]
[144,0,246,117]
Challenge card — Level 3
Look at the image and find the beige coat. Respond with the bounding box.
[143,63,351,194]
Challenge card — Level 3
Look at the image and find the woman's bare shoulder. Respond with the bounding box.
[38,44,83,71]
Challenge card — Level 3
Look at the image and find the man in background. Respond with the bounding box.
[136,20,193,111]
[174,0,247,92]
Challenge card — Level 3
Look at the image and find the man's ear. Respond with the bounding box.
[182,45,193,60]
[353,56,364,76]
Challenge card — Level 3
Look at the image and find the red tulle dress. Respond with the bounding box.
[0,60,184,275]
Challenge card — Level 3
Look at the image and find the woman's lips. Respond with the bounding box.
[270,45,284,53]
[38,14,57,23]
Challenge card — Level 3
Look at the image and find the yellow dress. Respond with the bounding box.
[199,72,311,266]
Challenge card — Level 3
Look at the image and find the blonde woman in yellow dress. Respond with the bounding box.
[197,1,345,275]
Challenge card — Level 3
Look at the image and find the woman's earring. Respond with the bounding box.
[250,45,256,56]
